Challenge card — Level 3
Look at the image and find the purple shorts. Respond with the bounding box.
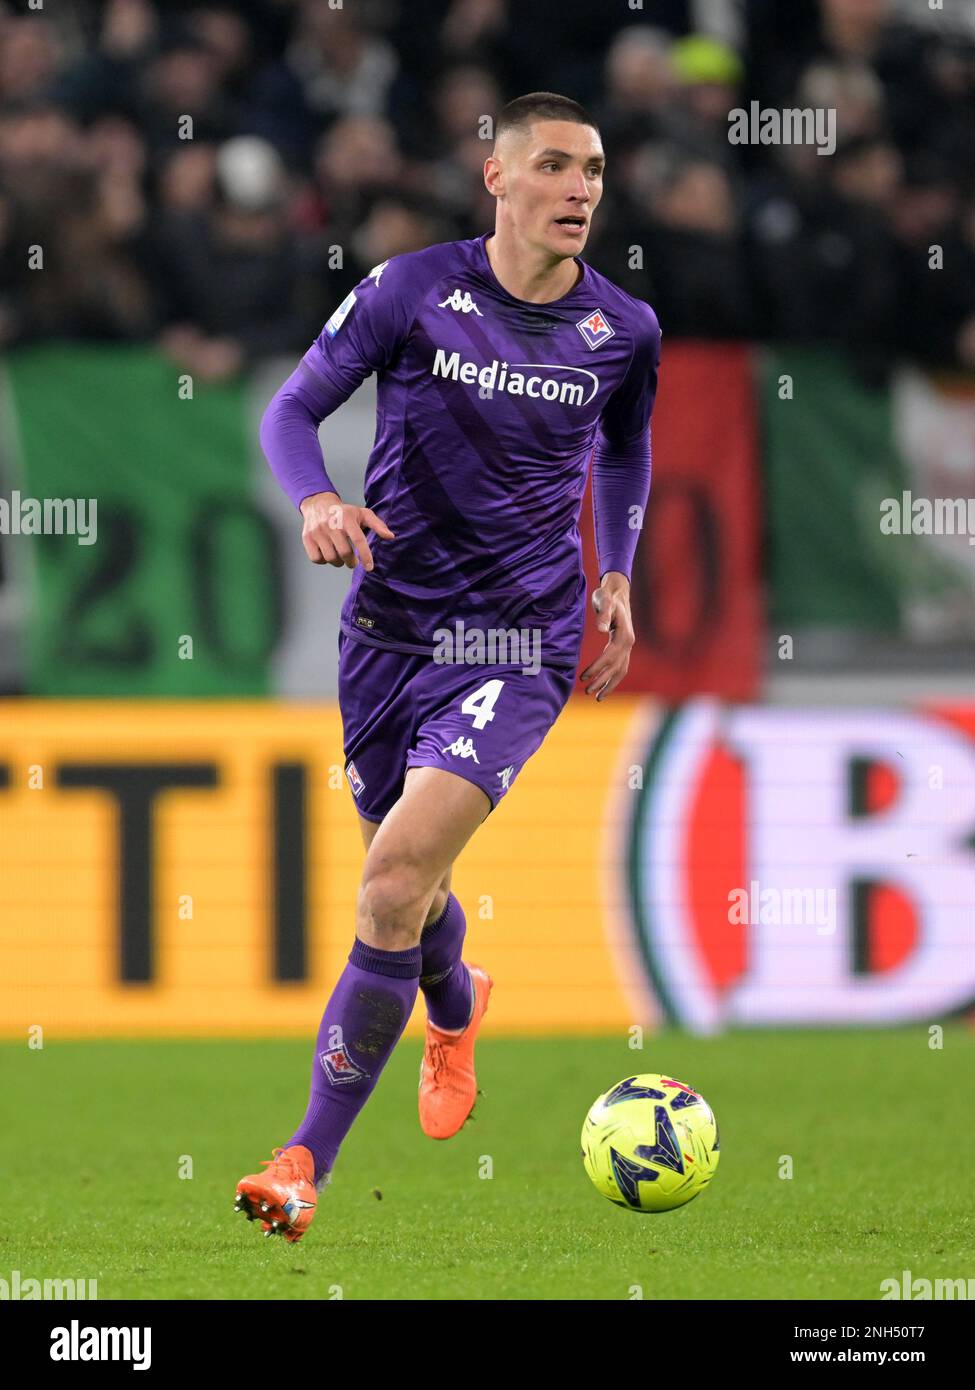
[337,632,575,821]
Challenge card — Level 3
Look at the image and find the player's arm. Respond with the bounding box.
[580,303,661,700]
[259,262,413,569]
[260,369,393,569]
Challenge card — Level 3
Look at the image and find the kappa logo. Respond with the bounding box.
[497,765,514,790]
[438,288,483,316]
[442,736,480,763]
[576,307,615,350]
[346,761,365,797]
[319,1043,369,1085]
[368,260,389,286]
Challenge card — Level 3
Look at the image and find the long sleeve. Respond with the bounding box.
[591,429,653,580]
[259,255,419,511]
[591,303,661,580]
[259,363,349,511]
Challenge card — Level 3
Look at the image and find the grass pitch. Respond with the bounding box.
[2,1027,972,1300]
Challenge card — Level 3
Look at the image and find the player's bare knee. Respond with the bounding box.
[358,862,431,945]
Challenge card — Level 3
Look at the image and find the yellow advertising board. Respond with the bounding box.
[5,699,973,1038]
[0,700,649,1038]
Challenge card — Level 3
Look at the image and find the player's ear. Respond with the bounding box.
[483,155,502,196]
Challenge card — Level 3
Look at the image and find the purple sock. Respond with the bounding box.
[285,938,421,1183]
[420,892,473,1032]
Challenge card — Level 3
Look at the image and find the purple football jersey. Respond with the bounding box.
[298,231,660,670]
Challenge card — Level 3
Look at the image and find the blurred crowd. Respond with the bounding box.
[1,0,974,380]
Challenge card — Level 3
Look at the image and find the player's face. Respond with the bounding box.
[499,120,605,257]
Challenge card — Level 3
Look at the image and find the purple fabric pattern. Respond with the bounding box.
[261,231,661,670]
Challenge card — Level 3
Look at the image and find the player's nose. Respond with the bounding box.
[566,174,590,201]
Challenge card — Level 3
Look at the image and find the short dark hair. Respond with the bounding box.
[495,92,600,144]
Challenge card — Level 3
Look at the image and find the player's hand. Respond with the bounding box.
[299,491,395,570]
[579,572,634,701]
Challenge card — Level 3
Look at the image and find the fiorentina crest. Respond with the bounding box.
[576,307,614,349]
[346,760,365,797]
[319,1044,369,1085]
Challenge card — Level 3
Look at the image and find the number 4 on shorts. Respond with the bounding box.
[461,679,505,730]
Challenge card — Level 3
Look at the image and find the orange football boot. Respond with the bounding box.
[234,1145,321,1243]
[419,963,493,1139]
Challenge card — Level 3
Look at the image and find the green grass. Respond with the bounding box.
[2,1028,972,1300]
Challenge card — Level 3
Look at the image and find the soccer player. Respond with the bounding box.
[235,92,661,1242]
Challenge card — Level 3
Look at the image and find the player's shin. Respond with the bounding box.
[419,892,474,1032]
[284,939,422,1183]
